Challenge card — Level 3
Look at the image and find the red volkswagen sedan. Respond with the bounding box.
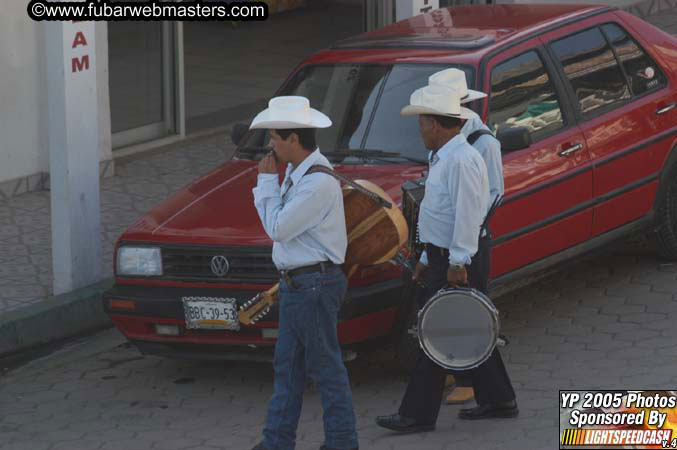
[104,4,677,363]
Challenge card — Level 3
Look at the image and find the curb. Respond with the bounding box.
[0,278,114,358]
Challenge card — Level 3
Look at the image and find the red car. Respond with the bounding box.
[104,4,677,364]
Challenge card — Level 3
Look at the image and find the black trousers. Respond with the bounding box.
[398,236,516,424]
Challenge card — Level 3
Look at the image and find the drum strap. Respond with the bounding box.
[480,194,502,236]
[306,164,392,209]
[467,129,493,145]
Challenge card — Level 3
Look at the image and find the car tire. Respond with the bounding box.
[653,163,677,260]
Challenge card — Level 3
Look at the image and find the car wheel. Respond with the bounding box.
[653,163,677,260]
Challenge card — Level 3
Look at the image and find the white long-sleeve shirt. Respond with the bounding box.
[252,149,347,270]
[419,134,490,266]
[461,111,504,203]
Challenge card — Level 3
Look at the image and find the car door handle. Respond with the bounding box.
[558,144,583,157]
[656,103,676,115]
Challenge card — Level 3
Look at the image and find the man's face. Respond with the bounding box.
[268,130,293,163]
[418,115,436,150]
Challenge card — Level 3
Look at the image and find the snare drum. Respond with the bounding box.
[417,287,499,371]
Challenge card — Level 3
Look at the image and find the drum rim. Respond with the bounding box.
[417,287,500,371]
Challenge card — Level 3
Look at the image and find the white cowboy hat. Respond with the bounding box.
[428,68,487,104]
[250,96,332,129]
[401,84,475,119]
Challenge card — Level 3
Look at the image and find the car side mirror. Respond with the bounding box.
[230,123,249,146]
[496,127,532,152]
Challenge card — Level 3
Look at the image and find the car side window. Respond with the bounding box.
[550,27,631,117]
[601,23,667,96]
[488,50,565,146]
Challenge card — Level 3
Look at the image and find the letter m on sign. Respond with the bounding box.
[72,55,90,73]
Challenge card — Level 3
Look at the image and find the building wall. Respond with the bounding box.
[0,1,112,197]
[0,0,47,195]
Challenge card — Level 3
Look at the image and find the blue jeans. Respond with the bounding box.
[262,267,358,450]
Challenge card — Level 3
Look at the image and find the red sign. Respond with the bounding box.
[71,21,89,73]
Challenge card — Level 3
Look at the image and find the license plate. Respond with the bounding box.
[182,296,240,330]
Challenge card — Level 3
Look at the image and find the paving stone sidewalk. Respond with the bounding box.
[0,132,237,316]
[1,236,676,450]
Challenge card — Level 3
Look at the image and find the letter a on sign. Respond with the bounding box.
[72,31,88,49]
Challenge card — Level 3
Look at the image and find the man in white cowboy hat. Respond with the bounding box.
[428,68,505,406]
[375,81,517,434]
[249,96,359,450]
[429,68,504,205]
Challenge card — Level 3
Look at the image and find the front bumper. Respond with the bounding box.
[103,278,404,356]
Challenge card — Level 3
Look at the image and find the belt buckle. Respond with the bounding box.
[280,270,297,289]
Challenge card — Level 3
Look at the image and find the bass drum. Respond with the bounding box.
[417,288,499,371]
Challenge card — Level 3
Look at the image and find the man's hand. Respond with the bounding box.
[258,152,278,174]
[447,266,468,288]
[412,262,428,286]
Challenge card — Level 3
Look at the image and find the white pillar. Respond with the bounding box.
[396,0,440,21]
[45,20,102,295]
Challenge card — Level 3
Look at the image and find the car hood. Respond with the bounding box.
[122,159,426,246]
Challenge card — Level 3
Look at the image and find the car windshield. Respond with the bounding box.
[238,63,476,164]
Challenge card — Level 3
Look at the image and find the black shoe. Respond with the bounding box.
[458,400,519,420]
[375,413,435,433]
[319,446,358,450]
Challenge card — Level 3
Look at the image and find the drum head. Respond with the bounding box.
[417,288,499,370]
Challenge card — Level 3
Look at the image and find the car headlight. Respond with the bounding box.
[117,247,162,276]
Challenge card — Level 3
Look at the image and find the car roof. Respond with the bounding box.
[330,4,612,58]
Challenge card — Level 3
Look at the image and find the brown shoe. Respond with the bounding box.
[446,386,475,405]
[445,375,455,388]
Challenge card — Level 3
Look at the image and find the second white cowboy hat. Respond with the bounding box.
[401,84,475,119]
[250,96,332,129]
[428,68,487,104]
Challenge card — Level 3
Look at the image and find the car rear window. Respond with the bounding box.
[241,63,475,163]
[601,23,667,97]
[550,27,631,117]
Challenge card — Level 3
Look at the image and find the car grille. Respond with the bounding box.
[161,245,278,284]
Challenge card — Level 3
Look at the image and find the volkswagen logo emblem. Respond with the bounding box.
[210,255,230,277]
